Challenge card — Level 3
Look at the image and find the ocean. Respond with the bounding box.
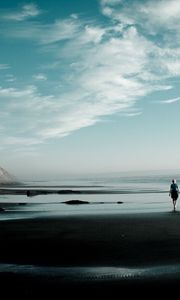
[0,172,178,220]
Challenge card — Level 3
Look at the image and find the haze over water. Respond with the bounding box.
[0,172,178,220]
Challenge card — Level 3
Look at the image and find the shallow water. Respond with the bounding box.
[0,263,180,282]
[0,173,178,220]
[0,192,174,220]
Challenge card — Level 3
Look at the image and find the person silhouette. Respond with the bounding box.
[169,179,179,211]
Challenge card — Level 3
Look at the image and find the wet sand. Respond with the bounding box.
[0,211,180,295]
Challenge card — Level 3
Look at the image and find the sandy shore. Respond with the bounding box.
[1,211,180,294]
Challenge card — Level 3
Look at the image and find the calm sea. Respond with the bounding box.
[0,172,179,220]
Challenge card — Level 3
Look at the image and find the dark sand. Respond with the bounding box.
[1,211,180,295]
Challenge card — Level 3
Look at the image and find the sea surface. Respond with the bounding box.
[0,172,178,220]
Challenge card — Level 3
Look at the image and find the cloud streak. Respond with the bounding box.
[33,73,47,81]
[2,3,41,21]
[0,64,10,70]
[1,1,180,148]
[161,97,180,104]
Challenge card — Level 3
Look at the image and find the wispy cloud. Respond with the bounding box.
[0,64,10,70]
[2,3,41,21]
[100,0,180,33]
[101,0,122,5]
[3,16,83,44]
[124,112,142,117]
[2,136,42,146]
[161,97,180,104]
[5,74,16,82]
[33,73,47,81]
[0,85,37,98]
[1,1,180,148]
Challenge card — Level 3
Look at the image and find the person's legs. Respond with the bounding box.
[173,199,177,210]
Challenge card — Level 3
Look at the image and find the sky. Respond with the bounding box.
[0,0,180,179]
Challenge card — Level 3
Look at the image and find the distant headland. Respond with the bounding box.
[0,166,19,186]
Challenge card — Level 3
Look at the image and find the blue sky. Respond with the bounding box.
[0,0,180,179]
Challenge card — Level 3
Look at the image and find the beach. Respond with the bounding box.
[1,211,180,295]
[0,176,179,295]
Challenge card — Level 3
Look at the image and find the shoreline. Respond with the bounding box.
[0,187,168,196]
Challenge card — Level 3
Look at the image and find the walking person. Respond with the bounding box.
[169,179,179,211]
